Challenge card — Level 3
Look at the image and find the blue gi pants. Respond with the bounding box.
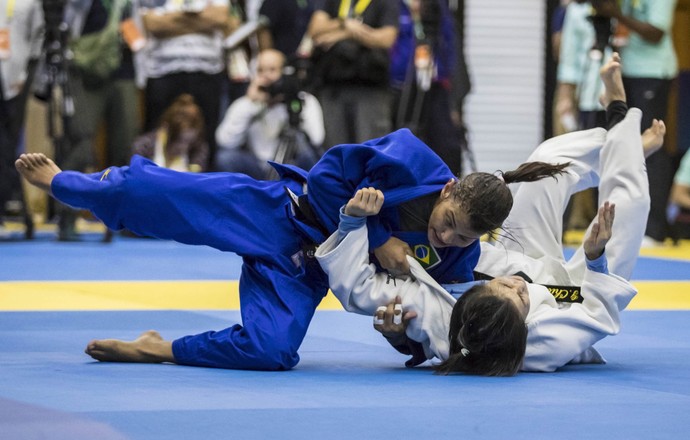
[52,155,329,370]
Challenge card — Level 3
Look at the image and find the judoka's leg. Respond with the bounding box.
[14,153,62,196]
[16,153,302,257]
[85,330,175,364]
[496,127,606,262]
[565,109,653,280]
[565,56,660,281]
[171,260,329,370]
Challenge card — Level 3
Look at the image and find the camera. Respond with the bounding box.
[259,65,305,126]
[41,0,69,65]
[260,67,301,101]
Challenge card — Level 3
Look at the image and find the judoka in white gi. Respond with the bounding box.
[316,53,666,375]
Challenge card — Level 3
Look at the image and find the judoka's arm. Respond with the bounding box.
[316,190,453,360]
[523,269,636,372]
[318,225,452,357]
[374,297,429,368]
[306,144,396,249]
[523,202,637,371]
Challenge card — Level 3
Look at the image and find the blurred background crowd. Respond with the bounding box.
[0,0,689,245]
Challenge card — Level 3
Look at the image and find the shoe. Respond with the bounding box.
[640,235,664,248]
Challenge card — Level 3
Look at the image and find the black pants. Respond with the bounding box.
[623,76,675,241]
[0,98,20,213]
[392,82,463,175]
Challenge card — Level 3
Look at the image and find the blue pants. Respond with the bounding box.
[52,156,329,370]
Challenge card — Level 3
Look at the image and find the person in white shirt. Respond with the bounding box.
[316,53,666,375]
[215,48,325,179]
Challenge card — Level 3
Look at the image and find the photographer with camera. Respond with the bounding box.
[215,48,324,179]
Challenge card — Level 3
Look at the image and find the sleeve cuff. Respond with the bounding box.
[586,252,609,274]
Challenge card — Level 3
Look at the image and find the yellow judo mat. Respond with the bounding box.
[1,231,689,311]
[1,279,690,311]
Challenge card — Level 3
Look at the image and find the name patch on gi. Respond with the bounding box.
[546,285,583,303]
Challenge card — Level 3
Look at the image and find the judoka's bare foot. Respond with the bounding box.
[14,153,61,196]
[641,119,666,158]
[85,330,175,364]
[599,52,626,108]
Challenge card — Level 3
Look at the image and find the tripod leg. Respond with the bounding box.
[19,183,34,240]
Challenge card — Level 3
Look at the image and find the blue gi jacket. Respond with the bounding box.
[306,128,479,284]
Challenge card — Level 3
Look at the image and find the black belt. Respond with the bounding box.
[473,271,584,304]
[284,188,331,251]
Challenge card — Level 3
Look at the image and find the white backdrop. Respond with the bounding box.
[464,0,546,173]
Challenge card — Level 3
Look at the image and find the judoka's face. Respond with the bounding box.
[488,276,530,320]
[428,181,482,248]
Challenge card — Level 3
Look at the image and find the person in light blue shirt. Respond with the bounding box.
[592,0,678,244]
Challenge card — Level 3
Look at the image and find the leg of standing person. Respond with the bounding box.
[623,77,674,243]
[353,86,392,143]
[184,71,224,171]
[423,84,463,176]
[15,153,330,370]
[319,85,351,148]
[144,74,181,132]
[58,71,110,239]
[105,79,141,167]
[0,98,19,217]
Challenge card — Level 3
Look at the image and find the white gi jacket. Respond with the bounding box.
[317,108,646,372]
[315,226,638,372]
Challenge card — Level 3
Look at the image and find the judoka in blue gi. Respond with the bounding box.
[15,131,564,370]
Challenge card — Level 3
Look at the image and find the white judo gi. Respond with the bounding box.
[315,108,649,372]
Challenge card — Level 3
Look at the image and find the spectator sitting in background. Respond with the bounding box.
[215,49,324,179]
[132,94,209,172]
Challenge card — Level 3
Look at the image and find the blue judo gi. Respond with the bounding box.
[50,129,479,370]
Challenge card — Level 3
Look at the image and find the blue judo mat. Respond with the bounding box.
[1,235,690,439]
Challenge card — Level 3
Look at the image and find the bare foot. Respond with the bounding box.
[14,153,62,196]
[599,52,626,108]
[641,119,666,158]
[85,330,175,364]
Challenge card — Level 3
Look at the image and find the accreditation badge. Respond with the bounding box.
[0,28,10,60]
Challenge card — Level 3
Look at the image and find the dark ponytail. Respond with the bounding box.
[451,161,570,233]
[435,284,528,377]
[501,161,571,184]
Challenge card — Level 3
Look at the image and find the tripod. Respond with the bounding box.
[267,93,319,180]
[39,0,80,240]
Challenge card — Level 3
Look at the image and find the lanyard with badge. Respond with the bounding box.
[338,0,372,20]
[0,0,16,60]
